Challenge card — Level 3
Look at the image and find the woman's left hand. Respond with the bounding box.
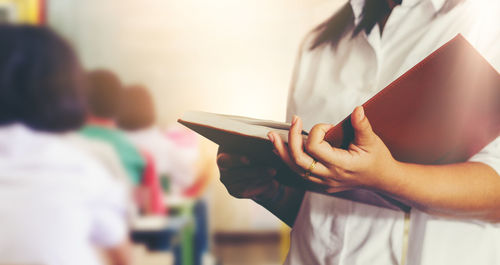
[268,106,396,193]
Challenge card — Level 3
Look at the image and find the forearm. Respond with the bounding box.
[378,161,500,221]
[254,185,305,227]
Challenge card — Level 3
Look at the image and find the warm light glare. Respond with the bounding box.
[49,0,345,126]
[47,0,345,236]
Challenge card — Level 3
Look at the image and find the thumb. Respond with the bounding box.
[351,106,376,146]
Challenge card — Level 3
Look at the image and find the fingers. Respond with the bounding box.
[306,123,352,168]
[307,175,351,194]
[219,165,277,198]
[268,118,336,180]
[305,123,335,163]
[287,117,346,176]
[307,175,348,189]
[220,166,276,186]
[268,131,301,173]
[287,116,311,169]
[216,152,251,170]
[351,106,375,147]
[216,148,281,200]
[268,116,364,191]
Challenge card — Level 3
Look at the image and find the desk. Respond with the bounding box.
[131,215,191,265]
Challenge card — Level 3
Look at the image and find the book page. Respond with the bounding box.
[181,111,307,143]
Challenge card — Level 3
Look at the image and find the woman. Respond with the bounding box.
[217,0,500,264]
[0,25,131,265]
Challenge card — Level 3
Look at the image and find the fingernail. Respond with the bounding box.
[292,115,298,125]
[267,168,277,177]
[267,132,275,143]
[358,106,365,120]
[240,156,250,165]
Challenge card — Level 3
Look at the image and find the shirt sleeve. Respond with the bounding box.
[91,206,128,247]
[465,3,500,176]
[468,136,500,175]
[89,170,130,248]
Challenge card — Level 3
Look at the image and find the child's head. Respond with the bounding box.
[0,25,86,132]
[86,69,123,120]
[118,85,156,131]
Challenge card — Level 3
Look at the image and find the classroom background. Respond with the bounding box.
[0,0,345,264]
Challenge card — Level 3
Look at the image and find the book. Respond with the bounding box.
[178,35,500,211]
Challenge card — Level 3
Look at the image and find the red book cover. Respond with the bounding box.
[326,34,500,164]
[325,35,500,210]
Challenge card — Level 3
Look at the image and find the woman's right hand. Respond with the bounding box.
[216,147,280,201]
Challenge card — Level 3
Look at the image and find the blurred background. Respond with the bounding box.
[0,0,345,264]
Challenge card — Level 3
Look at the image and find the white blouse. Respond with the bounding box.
[0,124,129,265]
[285,0,500,264]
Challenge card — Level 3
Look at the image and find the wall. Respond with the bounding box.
[48,0,345,232]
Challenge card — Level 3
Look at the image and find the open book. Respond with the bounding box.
[178,111,413,211]
[180,111,306,145]
[178,35,500,211]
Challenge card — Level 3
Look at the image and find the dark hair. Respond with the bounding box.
[86,69,123,119]
[0,25,86,132]
[310,4,354,50]
[117,85,156,131]
[310,0,464,50]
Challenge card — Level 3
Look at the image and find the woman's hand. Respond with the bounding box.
[217,147,306,226]
[269,106,500,221]
[268,106,396,193]
[216,147,280,201]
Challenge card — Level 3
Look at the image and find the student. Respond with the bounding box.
[81,69,146,186]
[217,0,500,264]
[117,85,200,194]
[118,86,211,262]
[0,25,131,265]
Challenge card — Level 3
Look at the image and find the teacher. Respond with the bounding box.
[217,0,500,264]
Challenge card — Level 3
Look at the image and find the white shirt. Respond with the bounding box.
[65,134,131,184]
[0,124,129,265]
[285,0,500,264]
[64,134,138,218]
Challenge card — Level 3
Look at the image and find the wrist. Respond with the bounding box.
[369,157,405,192]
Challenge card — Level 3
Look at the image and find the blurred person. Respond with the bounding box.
[217,0,500,264]
[64,130,136,218]
[81,70,158,215]
[65,133,131,184]
[0,25,131,265]
[117,85,201,195]
[81,69,145,186]
[118,85,212,263]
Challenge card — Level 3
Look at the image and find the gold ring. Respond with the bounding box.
[304,159,317,178]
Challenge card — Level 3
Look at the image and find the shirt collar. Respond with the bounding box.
[428,0,448,10]
[350,0,449,25]
[350,0,365,25]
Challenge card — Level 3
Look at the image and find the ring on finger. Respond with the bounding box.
[304,159,317,178]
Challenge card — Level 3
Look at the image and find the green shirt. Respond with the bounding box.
[80,125,145,185]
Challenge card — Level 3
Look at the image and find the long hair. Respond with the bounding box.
[310,0,465,50]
